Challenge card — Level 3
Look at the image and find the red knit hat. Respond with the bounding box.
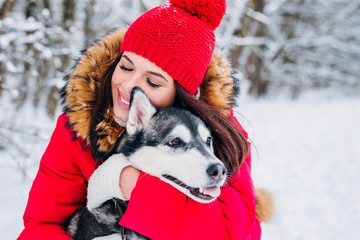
[120,0,227,95]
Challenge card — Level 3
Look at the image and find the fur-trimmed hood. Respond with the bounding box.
[61,28,238,159]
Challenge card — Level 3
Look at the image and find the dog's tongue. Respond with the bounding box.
[202,186,221,198]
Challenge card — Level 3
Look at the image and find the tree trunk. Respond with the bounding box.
[84,0,96,47]
[0,0,16,20]
[246,0,267,97]
[62,0,75,31]
[25,0,37,19]
[42,0,50,10]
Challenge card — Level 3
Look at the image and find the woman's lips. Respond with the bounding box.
[117,90,130,111]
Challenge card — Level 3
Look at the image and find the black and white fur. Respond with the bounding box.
[64,87,227,239]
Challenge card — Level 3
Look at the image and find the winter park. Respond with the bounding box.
[1,0,359,239]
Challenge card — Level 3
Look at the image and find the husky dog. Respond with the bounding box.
[64,87,227,239]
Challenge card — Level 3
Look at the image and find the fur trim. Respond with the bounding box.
[61,28,237,158]
[255,188,274,222]
[61,29,127,155]
[201,49,236,116]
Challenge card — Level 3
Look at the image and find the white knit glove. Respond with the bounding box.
[87,153,132,211]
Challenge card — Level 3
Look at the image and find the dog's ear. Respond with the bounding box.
[126,87,157,135]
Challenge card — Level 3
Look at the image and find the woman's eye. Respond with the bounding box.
[167,138,184,147]
[120,65,133,71]
[206,137,212,147]
[147,79,161,88]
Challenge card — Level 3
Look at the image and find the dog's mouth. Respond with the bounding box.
[162,174,220,201]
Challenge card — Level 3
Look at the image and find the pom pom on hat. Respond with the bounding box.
[169,0,226,28]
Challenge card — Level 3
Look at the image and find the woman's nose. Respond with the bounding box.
[123,74,141,95]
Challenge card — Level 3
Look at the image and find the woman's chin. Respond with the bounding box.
[113,107,128,124]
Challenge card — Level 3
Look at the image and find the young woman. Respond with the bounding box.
[19,0,271,239]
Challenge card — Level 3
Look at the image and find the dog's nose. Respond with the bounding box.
[207,164,227,181]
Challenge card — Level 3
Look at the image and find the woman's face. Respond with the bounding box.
[112,51,176,122]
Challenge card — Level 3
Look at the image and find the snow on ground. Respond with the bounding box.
[236,94,360,240]
[0,100,59,239]
[1,92,359,239]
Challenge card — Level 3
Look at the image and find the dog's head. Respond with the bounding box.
[115,87,227,203]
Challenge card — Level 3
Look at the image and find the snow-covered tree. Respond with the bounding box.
[226,0,360,98]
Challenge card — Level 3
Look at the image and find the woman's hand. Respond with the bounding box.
[120,166,141,200]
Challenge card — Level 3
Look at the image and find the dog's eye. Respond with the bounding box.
[206,137,212,147]
[167,138,184,147]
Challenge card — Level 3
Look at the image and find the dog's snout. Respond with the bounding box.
[207,164,227,181]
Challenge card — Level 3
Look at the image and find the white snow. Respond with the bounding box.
[1,90,359,239]
[237,96,360,240]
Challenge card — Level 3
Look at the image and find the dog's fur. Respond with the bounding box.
[64,87,228,239]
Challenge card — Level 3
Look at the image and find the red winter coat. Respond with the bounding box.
[18,29,261,239]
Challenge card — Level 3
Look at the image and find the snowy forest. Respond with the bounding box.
[1,0,360,239]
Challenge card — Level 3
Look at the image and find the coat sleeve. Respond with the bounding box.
[119,116,260,240]
[18,114,97,240]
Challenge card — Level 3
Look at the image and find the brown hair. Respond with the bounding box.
[90,54,248,175]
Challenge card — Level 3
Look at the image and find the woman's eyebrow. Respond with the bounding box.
[122,55,134,65]
[147,71,168,82]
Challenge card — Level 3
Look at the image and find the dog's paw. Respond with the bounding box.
[255,188,274,222]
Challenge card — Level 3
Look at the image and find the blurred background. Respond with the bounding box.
[0,0,359,239]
